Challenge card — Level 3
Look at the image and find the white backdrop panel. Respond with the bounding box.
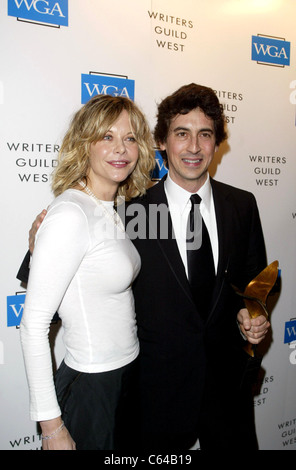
[0,0,295,450]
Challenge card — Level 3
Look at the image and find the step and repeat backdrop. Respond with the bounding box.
[1,0,295,450]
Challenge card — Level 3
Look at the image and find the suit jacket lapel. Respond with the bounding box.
[147,180,195,307]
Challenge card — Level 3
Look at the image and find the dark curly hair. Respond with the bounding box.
[154,83,227,148]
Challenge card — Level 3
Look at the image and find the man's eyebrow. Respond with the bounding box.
[198,128,214,133]
[172,126,190,132]
[172,126,214,133]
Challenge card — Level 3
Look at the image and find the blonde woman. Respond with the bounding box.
[20,94,155,450]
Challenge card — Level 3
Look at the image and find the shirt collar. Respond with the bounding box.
[164,172,212,213]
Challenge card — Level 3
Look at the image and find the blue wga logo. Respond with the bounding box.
[151,150,168,181]
[284,319,296,344]
[8,0,68,27]
[7,293,26,327]
[81,73,135,104]
[252,34,290,67]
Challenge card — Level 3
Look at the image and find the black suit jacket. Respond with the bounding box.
[125,176,267,449]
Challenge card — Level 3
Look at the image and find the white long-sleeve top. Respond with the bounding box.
[20,189,141,422]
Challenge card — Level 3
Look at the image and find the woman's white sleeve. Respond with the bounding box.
[20,202,89,421]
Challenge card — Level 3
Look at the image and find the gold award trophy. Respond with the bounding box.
[232,261,279,357]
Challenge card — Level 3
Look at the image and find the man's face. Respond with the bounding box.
[160,108,217,192]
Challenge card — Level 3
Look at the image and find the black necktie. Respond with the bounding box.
[186,194,215,317]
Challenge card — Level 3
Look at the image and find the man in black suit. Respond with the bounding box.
[18,83,269,451]
[124,83,268,450]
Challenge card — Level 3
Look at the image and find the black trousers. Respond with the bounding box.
[54,359,139,450]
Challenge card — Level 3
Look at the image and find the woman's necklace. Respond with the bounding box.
[78,180,124,232]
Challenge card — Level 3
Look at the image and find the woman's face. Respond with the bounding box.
[87,109,139,200]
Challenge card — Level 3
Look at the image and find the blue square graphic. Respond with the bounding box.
[252,35,290,66]
[81,74,135,104]
[284,320,296,344]
[151,150,168,181]
[8,0,68,27]
[7,294,26,327]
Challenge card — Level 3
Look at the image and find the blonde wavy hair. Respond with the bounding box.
[51,94,155,201]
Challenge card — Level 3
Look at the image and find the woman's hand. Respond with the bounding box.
[40,417,76,450]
